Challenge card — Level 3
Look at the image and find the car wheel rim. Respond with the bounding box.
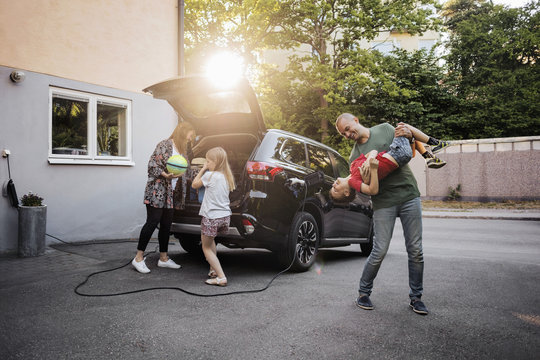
[296,220,317,264]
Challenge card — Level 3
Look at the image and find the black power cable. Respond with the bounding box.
[72,181,309,298]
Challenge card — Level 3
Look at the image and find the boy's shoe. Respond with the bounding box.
[157,258,181,269]
[355,295,374,310]
[132,257,150,274]
[426,157,446,169]
[431,140,450,154]
[410,299,429,315]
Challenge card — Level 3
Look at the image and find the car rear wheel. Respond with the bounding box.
[279,212,319,272]
[174,233,203,257]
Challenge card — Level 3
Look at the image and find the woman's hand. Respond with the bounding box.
[161,171,182,180]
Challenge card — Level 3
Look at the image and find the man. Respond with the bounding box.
[335,113,428,315]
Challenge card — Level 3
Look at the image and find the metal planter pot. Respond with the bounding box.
[18,205,47,257]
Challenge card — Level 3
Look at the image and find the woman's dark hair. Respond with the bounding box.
[169,122,195,154]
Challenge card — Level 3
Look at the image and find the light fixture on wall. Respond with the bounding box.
[10,70,26,83]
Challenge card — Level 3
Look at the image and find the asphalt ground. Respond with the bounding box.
[1,211,539,359]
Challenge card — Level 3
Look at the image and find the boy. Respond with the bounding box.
[330,123,449,201]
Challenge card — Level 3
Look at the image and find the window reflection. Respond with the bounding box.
[51,96,88,155]
[307,144,333,177]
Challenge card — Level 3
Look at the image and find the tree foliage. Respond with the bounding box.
[442,0,539,138]
[183,0,539,155]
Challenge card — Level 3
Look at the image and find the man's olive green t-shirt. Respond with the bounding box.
[349,123,420,210]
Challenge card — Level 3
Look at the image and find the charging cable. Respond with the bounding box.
[72,178,311,298]
[67,171,325,297]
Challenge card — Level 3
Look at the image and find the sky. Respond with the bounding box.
[491,0,530,7]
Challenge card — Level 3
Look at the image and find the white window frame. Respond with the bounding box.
[418,39,437,51]
[371,40,401,55]
[48,87,134,166]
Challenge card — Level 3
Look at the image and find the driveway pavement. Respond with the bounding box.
[1,210,539,359]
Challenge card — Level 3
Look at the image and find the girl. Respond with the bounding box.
[191,147,236,286]
[132,122,195,274]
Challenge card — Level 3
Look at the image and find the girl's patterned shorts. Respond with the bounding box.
[201,216,230,237]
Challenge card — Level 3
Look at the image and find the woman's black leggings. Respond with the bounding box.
[137,205,174,253]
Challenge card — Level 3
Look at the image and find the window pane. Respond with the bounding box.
[371,41,401,56]
[97,102,127,156]
[307,144,333,177]
[418,39,436,51]
[52,96,88,155]
[334,154,350,178]
[280,139,306,167]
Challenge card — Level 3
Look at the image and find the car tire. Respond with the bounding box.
[279,212,319,272]
[360,222,374,256]
[174,233,204,257]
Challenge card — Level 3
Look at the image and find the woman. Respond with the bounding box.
[132,122,196,274]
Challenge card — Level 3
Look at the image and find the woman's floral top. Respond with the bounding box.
[143,139,190,209]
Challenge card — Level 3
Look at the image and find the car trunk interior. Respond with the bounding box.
[186,133,260,208]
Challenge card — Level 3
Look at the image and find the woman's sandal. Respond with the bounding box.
[205,277,227,287]
[208,270,217,278]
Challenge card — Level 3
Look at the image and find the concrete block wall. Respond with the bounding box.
[412,136,540,201]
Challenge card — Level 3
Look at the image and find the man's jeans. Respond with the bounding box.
[359,197,424,299]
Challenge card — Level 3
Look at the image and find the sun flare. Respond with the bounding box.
[204,52,245,88]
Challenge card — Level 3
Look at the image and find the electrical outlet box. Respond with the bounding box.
[2,149,11,158]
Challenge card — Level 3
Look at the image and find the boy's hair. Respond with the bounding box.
[206,147,236,191]
[169,121,195,155]
[330,187,357,203]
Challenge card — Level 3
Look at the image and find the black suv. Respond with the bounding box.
[144,76,373,271]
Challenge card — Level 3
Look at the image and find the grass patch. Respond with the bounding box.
[422,200,540,210]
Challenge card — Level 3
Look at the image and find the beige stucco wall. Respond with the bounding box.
[413,137,540,201]
[367,30,440,52]
[0,0,178,92]
[262,30,441,69]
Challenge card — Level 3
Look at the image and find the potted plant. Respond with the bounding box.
[18,191,47,257]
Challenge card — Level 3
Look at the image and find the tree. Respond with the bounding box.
[184,0,284,73]
[184,0,440,143]
[442,0,540,138]
[358,48,460,139]
[265,0,441,141]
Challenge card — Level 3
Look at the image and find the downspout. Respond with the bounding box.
[178,0,185,76]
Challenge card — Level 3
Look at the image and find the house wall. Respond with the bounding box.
[0,66,178,254]
[0,0,178,92]
[363,30,441,52]
[410,137,540,201]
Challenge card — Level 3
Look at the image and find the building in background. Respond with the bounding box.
[0,0,182,254]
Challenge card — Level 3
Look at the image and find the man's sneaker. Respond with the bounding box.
[410,299,428,315]
[355,295,374,310]
[132,257,150,274]
[431,140,450,154]
[157,258,181,269]
[426,157,446,169]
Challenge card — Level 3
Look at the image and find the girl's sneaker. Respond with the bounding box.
[157,258,181,269]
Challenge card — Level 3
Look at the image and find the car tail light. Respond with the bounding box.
[246,161,283,181]
[242,219,255,234]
